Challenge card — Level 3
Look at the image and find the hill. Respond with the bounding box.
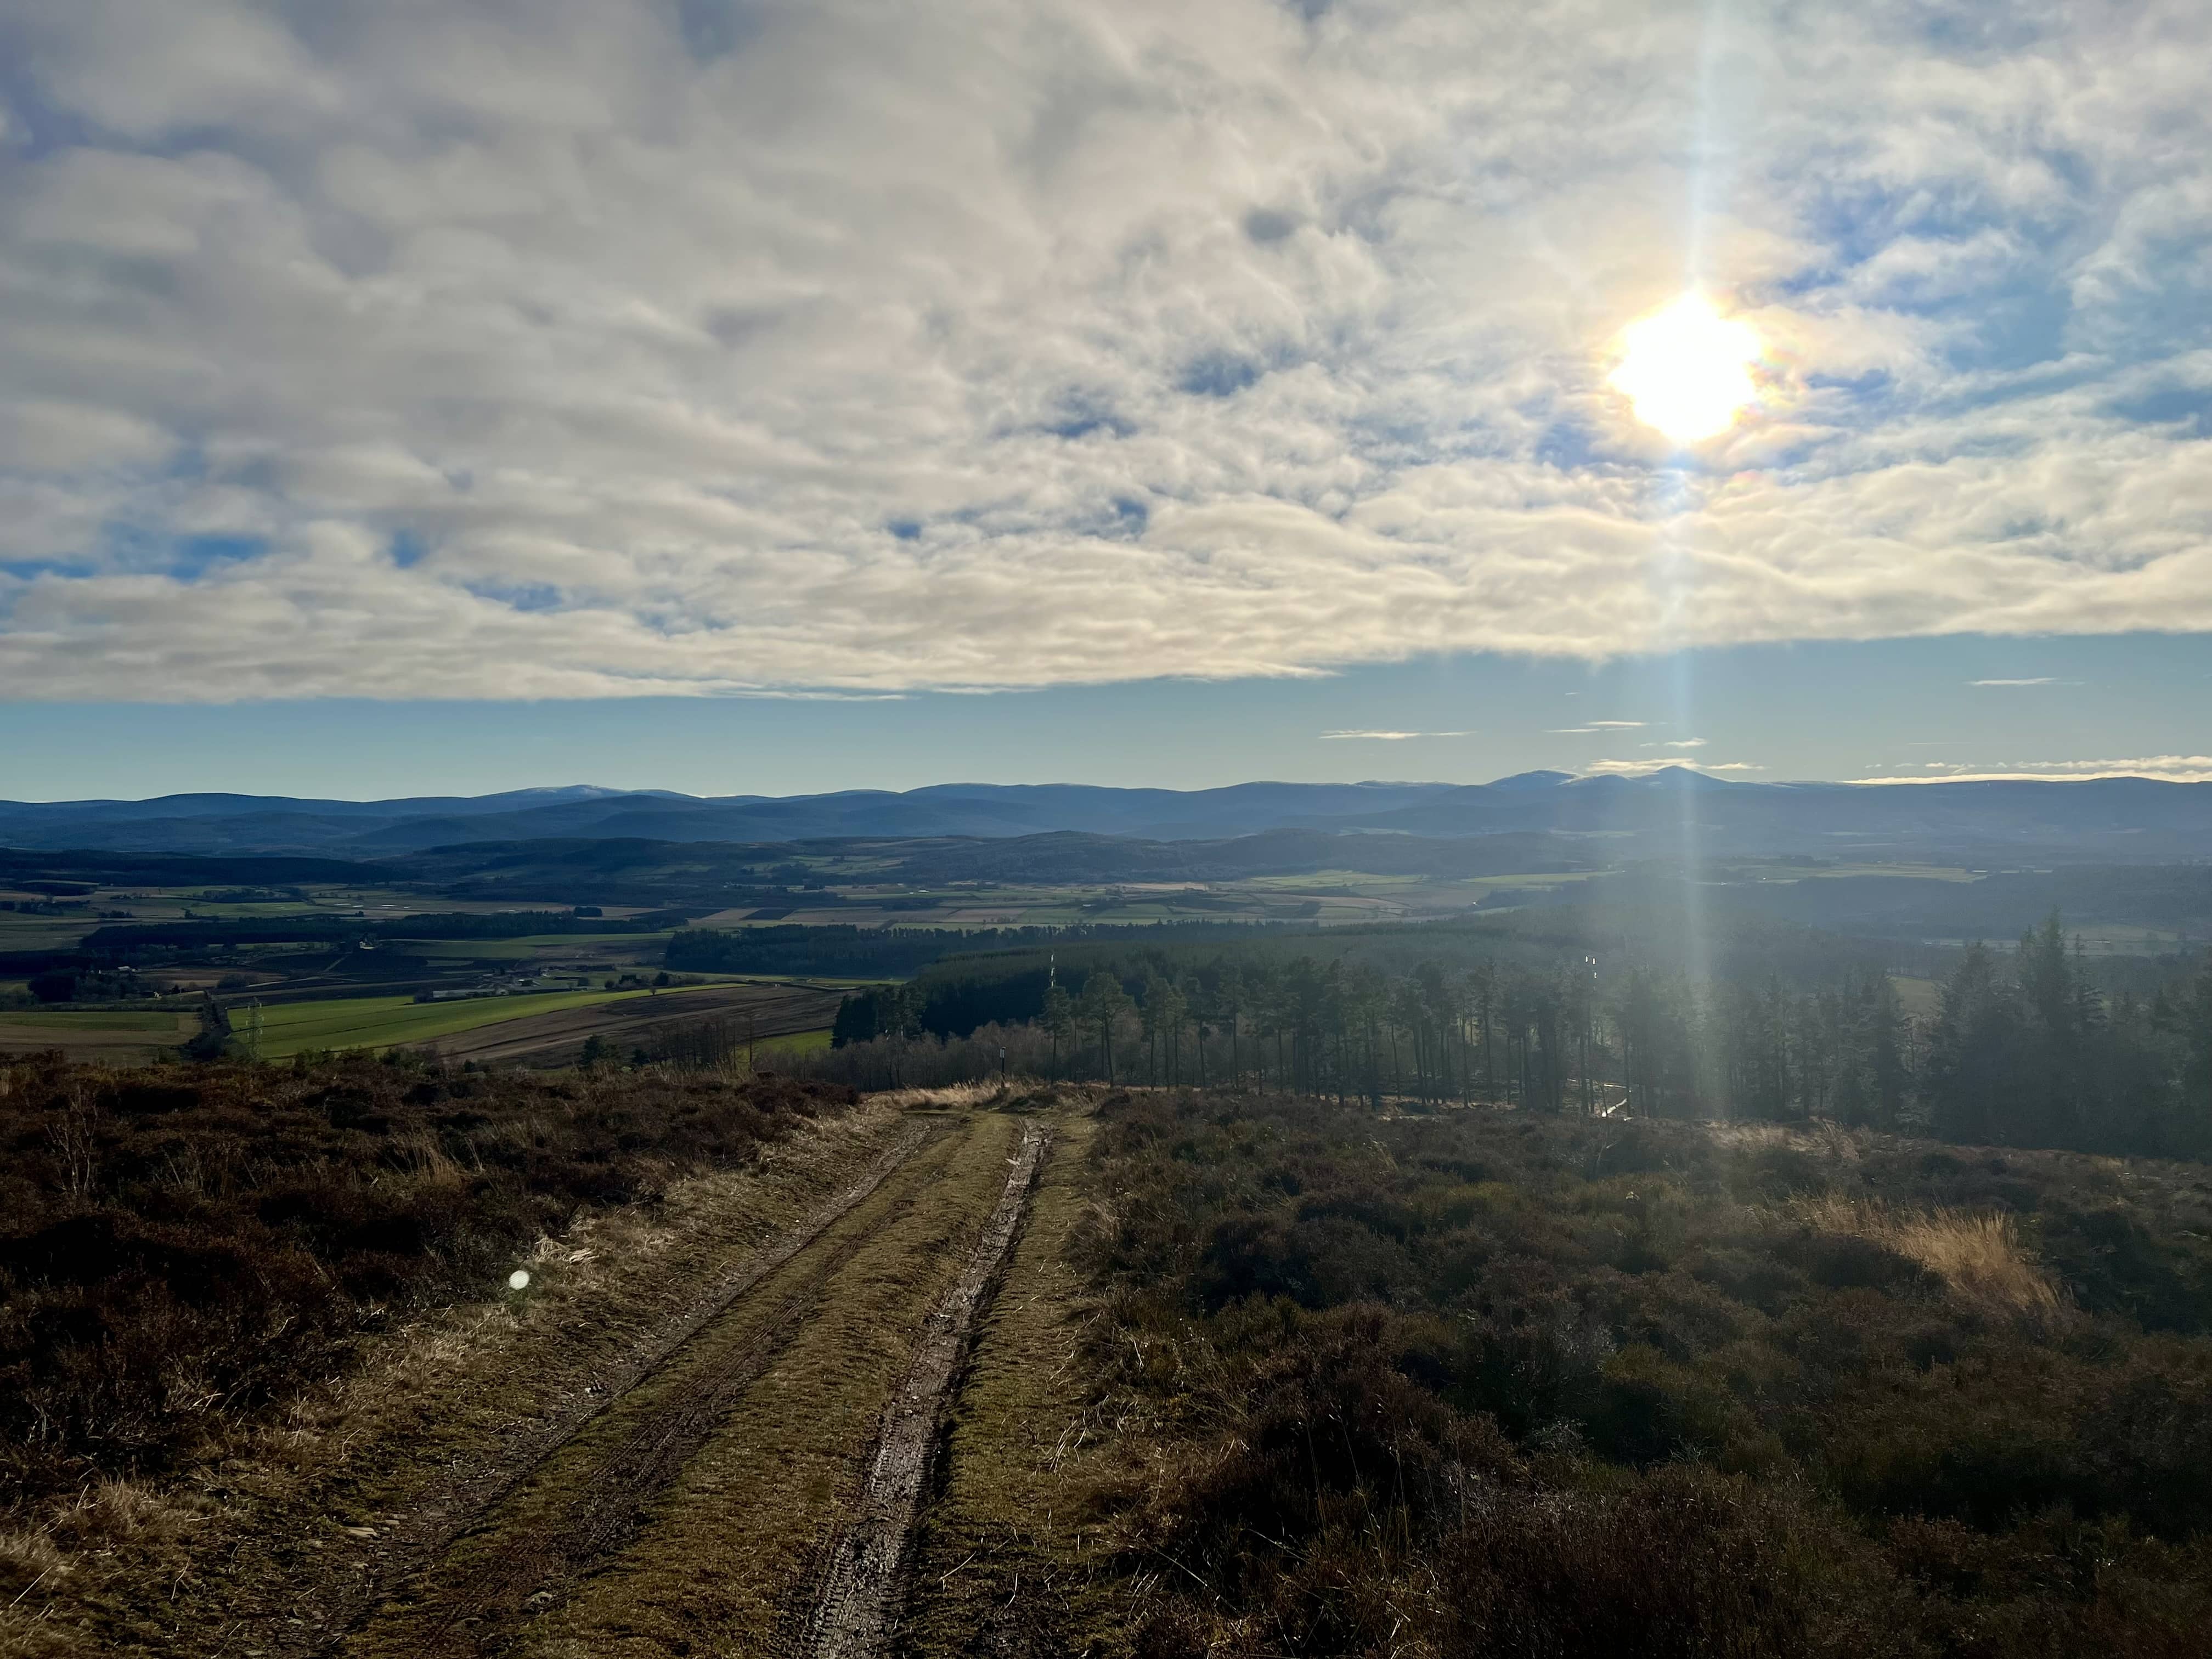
[8,772,2212,862]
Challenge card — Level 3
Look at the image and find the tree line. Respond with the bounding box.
[822,916,2212,1159]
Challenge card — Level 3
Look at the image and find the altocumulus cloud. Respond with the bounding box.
[1,0,2210,701]
[1319,729,1470,741]
[1855,757,2212,785]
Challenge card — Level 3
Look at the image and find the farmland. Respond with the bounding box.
[418,981,842,1068]
[0,1007,199,1063]
[242,988,655,1059]
[8,839,2212,1097]
[230,981,844,1065]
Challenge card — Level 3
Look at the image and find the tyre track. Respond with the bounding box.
[388,1143,950,1656]
[804,1121,1051,1659]
[266,1117,941,1658]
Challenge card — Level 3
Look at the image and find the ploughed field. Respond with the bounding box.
[4,1058,2210,1658]
[0,1008,199,1064]
[424,980,841,1068]
[245,988,653,1059]
[0,981,840,1068]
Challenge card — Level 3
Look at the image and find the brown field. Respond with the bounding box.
[0,1009,199,1063]
[426,980,844,1066]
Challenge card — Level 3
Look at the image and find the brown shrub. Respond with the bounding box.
[0,1054,855,1516]
[1436,1467,1919,1659]
[1081,1088,2212,1658]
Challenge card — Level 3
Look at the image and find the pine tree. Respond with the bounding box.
[1078,970,1132,1084]
[1925,944,2019,1144]
[1041,982,1075,1078]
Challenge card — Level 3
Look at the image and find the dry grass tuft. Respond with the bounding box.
[870,1079,1014,1111]
[1,1480,217,1659]
[1799,1195,2067,1322]
[1709,1122,1804,1153]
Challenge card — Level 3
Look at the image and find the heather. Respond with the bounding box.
[0,1053,855,1517]
[1078,1091,2212,1657]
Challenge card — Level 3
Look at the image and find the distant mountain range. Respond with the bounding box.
[5,770,2212,862]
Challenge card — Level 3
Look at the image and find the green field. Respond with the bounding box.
[1799,862,1979,882]
[753,1027,831,1059]
[243,989,653,1060]
[1889,974,1942,1018]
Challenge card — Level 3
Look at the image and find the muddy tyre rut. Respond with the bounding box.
[803,1121,1051,1659]
[386,1162,948,1656]
[300,1105,1062,1659]
[249,1116,941,1658]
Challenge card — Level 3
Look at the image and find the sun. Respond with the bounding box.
[1607,291,1761,444]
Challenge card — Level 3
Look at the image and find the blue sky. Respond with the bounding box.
[3,633,2204,801]
[1,2,2208,799]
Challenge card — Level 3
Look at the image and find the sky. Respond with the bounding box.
[3,633,2207,800]
[1,1,2208,800]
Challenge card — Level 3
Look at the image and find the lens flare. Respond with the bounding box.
[1609,292,1760,443]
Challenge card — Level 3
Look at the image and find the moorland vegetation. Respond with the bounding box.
[0,1053,855,1541]
[1071,1088,2212,1657]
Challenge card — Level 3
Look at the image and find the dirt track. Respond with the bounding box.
[161,1091,1084,1659]
[366,1137,952,1657]
[236,1118,939,1657]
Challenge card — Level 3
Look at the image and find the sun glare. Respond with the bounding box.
[1608,292,1761,444]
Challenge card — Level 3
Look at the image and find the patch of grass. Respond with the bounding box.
[753,1026,832,1059]
[0,1011,201,1064]
[0,915,96,950]
[1888,974,1941,1018]
[1798,1195,2067,1323]
[899,1099,1120,1656]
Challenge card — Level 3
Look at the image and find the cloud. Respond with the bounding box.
[1968,677,2063,686]
[1584,758,1766,777]
[1319,729,1469,741]
[1654,738,1708,748]
[1,2,2209,701]
[1852,757,2212,785]
[1586,720,1647,729]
